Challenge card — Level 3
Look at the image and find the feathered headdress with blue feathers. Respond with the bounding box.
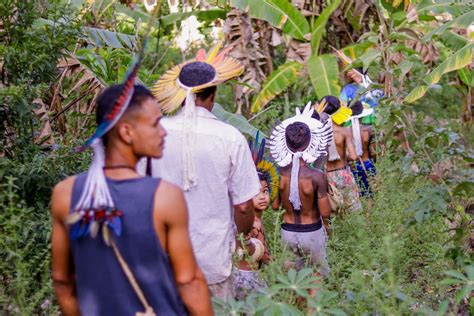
[250,132,279,202]
[67,12,154,244]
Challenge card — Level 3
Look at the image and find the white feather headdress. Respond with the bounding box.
[269,102,332,167]
[268,102,332,210]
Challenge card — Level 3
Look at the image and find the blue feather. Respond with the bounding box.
[257,138,266,164]
[70,222,82,240]
[254,131,260,151]
[108,217,122,236]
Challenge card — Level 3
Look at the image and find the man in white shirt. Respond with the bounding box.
[151,85,259,299]
[149,47,261,300]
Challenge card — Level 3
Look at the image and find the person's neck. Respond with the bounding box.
[195,100,213,112]
[299,158,306,167]
[104,145,139,179]
[254,209,263,220]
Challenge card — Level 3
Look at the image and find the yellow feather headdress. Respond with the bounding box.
[314,98,352,126]
[151,43,244,191]
[152,43,244,114]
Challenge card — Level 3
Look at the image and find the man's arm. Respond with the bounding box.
[51,177,80,316]
[234,200,254,235]
[345,129,358,161]
[228,136,259,235]
[368,127,377,162]
[271,193,281,211]
[314,172,331,230]
[155,182,213,316]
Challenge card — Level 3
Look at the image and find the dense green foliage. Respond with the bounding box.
[0,0,472,315]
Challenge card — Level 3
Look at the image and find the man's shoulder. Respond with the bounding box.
[51,175,77,217]
[201,118,246,143]
[53,175,77,197]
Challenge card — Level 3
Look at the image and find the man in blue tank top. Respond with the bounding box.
[50,84,212,315]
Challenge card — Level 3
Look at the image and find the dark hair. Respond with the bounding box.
[311,108,320,120]
[96,84,154,125]
[350,100,363,116]
[179,61,216,87]
[320,95,340,115]
[285,122,310,152]
[196,86,217,101]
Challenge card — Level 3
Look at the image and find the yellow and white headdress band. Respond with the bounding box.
[315,99,353,126]
[346,106,374,157]
[269,102,332,210]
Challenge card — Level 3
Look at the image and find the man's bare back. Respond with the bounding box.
[327,124,357,171]
[279,163,330,225]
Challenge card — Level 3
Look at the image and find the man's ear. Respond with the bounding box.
[117,122,134,145]
[209,91,216,104]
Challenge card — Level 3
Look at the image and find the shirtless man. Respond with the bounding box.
[317,96,361,213]
[269,105,332,276]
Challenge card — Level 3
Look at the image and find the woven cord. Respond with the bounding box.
[110,238,156,316]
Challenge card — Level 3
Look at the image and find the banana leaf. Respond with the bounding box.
[212,103,265,138]
[308,54,340,100]
[310,0,341,54]
[340,42,374,61]
[231,0,310,41]
[458,68,474,88]
[251,61,302,113]
[423,11,474,41]
[424,43,474,85]
[404,85,428,103]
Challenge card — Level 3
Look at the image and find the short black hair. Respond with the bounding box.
[286,122,310,152]
[320,96,340,115]
[311,108,321,120]
[96,84,154,125]
[195,86,217,101]
[350,100,363,116]
[179,61,216,87]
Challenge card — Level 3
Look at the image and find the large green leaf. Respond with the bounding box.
[423,11,474,41]
[308,54,340,100]
[416,0,461,16]
[251,61,302,113]
[310,0,341,54]
[439,31,468,51]
[458,68,474,88]
[404,85,429,103]
[231,0,310,41]
[212,103,265,138]
[424,43,474,85]
[341,42,374,61]
[358,48,381,72]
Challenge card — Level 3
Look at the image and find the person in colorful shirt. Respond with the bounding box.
[150,44,260,300]
[233,134,279,300]
[340,68,384,110]
[315,96,362,213]
[269,103,333,276]
[51,80,212,315]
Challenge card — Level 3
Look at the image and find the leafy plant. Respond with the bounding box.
[251,61,302,113]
